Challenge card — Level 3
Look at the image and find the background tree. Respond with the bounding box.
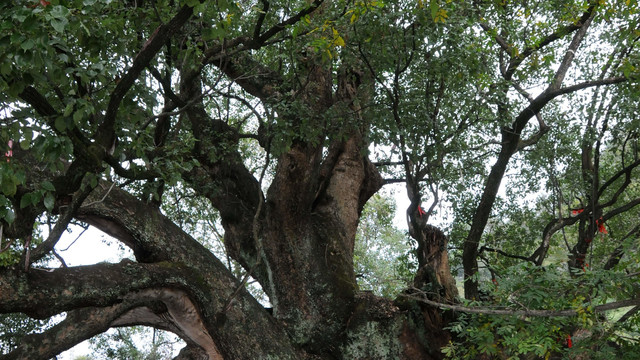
[88,326,181,360]
[354,193,415,298]
[1,0,639,359]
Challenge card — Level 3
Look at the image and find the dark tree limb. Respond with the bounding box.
[617,306,640,324]
[254,0,324,45]
[18,85,57,118]
[178,75,267,290]
[252,0,270,42]
[604,224,640,270]
[2,289,223,360]
[1,306,128,360]
[598,158,640,204]
[0,261,198,318]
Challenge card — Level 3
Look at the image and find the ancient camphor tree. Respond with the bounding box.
[1,0,639,359]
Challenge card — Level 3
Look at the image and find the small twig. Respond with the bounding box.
[479,246,535,263]
[0,238,15,254]
[81,182,115,208]
[58,226,88,252]
[53,250,68,267]
[23,235,31,272]
[28,180,96,266]
[402,288,640,317]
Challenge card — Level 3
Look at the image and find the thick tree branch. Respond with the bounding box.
[198,0,324,101]
[1,306,128,360]
[177,76,268,291]
[3,289,222,360]
[0,261,197,318]
[533,217,578,266]
[18,85,57,118]
[173,345,210,360]
[598,157,640,198]
[147,65,186,108]
[252,0,270,42]
[549,9,596,91]
[549,77,628,98]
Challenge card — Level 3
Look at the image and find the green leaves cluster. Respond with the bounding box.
[355,193,415,298]
[87,326,182,360]
[444,263,640,359]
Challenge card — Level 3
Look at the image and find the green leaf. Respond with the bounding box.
[51,18,68,33]
[41,181,55,192]
[43,192,55,211]
[20,193,33,209]
[0,62,11,76]
[12,11,29,23]
[63,103,74,117]
[13,170,26,185]
[54,117,67,132]
[429,0,438,21]
[19,138,30,150]
[20,39,35,51]
[4,207,15,224]
[202,27,226,41]
[50,5,70,19]
[8,80,25,97]
[73,109,83,123]
[1,174,17,196]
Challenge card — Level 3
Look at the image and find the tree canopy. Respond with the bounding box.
[1,0,640,358]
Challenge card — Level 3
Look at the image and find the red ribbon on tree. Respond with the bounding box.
[28,0,50,8]
[417,206,426,218]
[5,140,12,162]
[596,217,607,234]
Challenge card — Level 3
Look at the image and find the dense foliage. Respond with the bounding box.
[1,0,639,358]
